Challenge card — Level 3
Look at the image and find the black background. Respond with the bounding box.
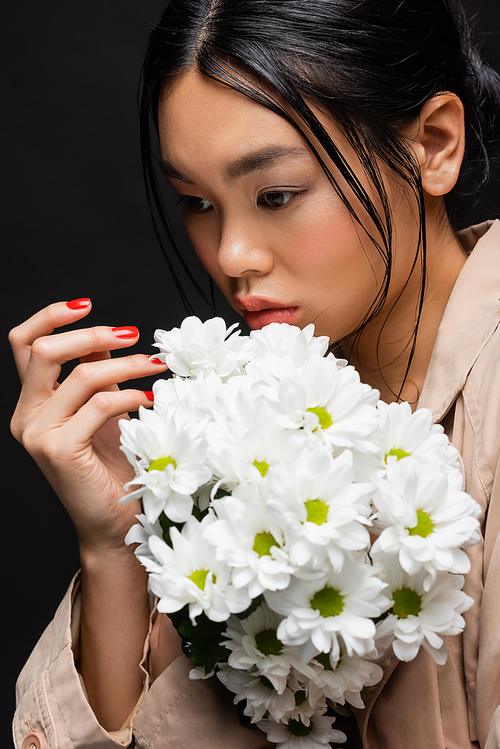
[2,1,500,744]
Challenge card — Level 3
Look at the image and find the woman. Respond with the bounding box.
[10,0,500,747]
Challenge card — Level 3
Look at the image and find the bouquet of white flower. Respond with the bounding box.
[119,317,480,748]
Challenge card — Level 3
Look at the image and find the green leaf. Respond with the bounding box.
[159,512,184,548]
[174,612,229,676]
[372,610,390,625]
[192,504,207,522]
[167,605,189,631]
[235,595,263,620]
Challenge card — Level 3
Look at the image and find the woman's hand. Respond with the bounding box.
[9,298,168,553]
[9,298,174,729]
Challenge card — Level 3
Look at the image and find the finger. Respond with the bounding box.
[21,325,142,401]
[9,299,93,382]
[79,350,112,364]
[65,389,156,447]
[79,350,119,393]
[42,354,167,422]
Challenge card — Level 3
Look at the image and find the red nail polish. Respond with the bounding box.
[150,357,164,365]
[112,326,139,339]
[144,391,154,402]
[66,298,90,310]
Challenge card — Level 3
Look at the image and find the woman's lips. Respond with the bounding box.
[243,307,301,330]
[233,296,301,330]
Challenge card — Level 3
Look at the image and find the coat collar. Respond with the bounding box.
[418,220,500,422]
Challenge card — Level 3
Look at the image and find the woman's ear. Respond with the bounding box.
[403,93,465,197]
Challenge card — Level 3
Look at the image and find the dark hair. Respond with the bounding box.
[139,0,500,395]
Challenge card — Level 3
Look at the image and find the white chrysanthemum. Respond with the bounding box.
[257,708,346,748]
[249,323,330,366]
[270,357,379,452]
[189,666,215,680]
[203,484,293,598]
[266,448,371,572]
[222,604,314,694]
[143,515,251,623]
[116,315,479,723]
[375,555,473,664]
[152,372,225,432]
[266,557,390,665]
[371,458,480,589]
[278,671,327,727]
[208,419,304,487]
[124,513,164,566]
[217,665,296,723]
[242,351,293,391]
[373,401,461,472]
[307,651,383,709]
[203,375,285,439]
[119,408,211,523]
[153,316,257,379]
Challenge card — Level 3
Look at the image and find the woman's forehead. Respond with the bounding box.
[157,68,342,181]
[159,69,304,157]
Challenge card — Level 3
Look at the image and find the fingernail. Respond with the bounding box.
[67,298,91,310]
[144,391,154,402]
[150,357,164,365]
[112,326,139,339]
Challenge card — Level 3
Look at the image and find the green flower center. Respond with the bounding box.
[253,459,270,477]
[260,676,274,690]
[314,652,334,671]
[407,509,434,538]
[188,569,211,591]
[254,628,283,656]
[306,406,333,430]
[253,531,280,557]
[392,586,422,618]
[310,586,344,617]
[294,690,307,707]
[304,498,329,525]
[288,719,314,737]
[148,456,177,472]
[385,447,411,463]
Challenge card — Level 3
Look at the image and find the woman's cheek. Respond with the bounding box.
[277,209,365,281]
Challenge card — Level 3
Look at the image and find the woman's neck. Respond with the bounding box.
[345,216,468,408]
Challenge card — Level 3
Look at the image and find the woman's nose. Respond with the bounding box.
[217,222,274,278]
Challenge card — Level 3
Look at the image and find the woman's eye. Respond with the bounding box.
[179,195,213,213]
[257,191,296,209]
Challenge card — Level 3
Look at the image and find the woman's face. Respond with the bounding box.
[157,70,419,342]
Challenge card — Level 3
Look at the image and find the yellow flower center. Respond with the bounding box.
[148,456,177,472]
[310,586,344,617]
[188,569,210,591]
[253,459,270,477]
[254,628,283,656]
[304,499,329,525]
[385,447,411,462]
[294,690,307,707]
[253,531,280,557]
[407,509,434,538]
[392,586,422,618]
[306,406,333,430]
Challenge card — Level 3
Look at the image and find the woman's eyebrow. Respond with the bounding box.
[160,145,309,184]
[226,145,309,179]
[160,160,192,183]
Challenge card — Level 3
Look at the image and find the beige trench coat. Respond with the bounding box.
[12,221,500,749]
